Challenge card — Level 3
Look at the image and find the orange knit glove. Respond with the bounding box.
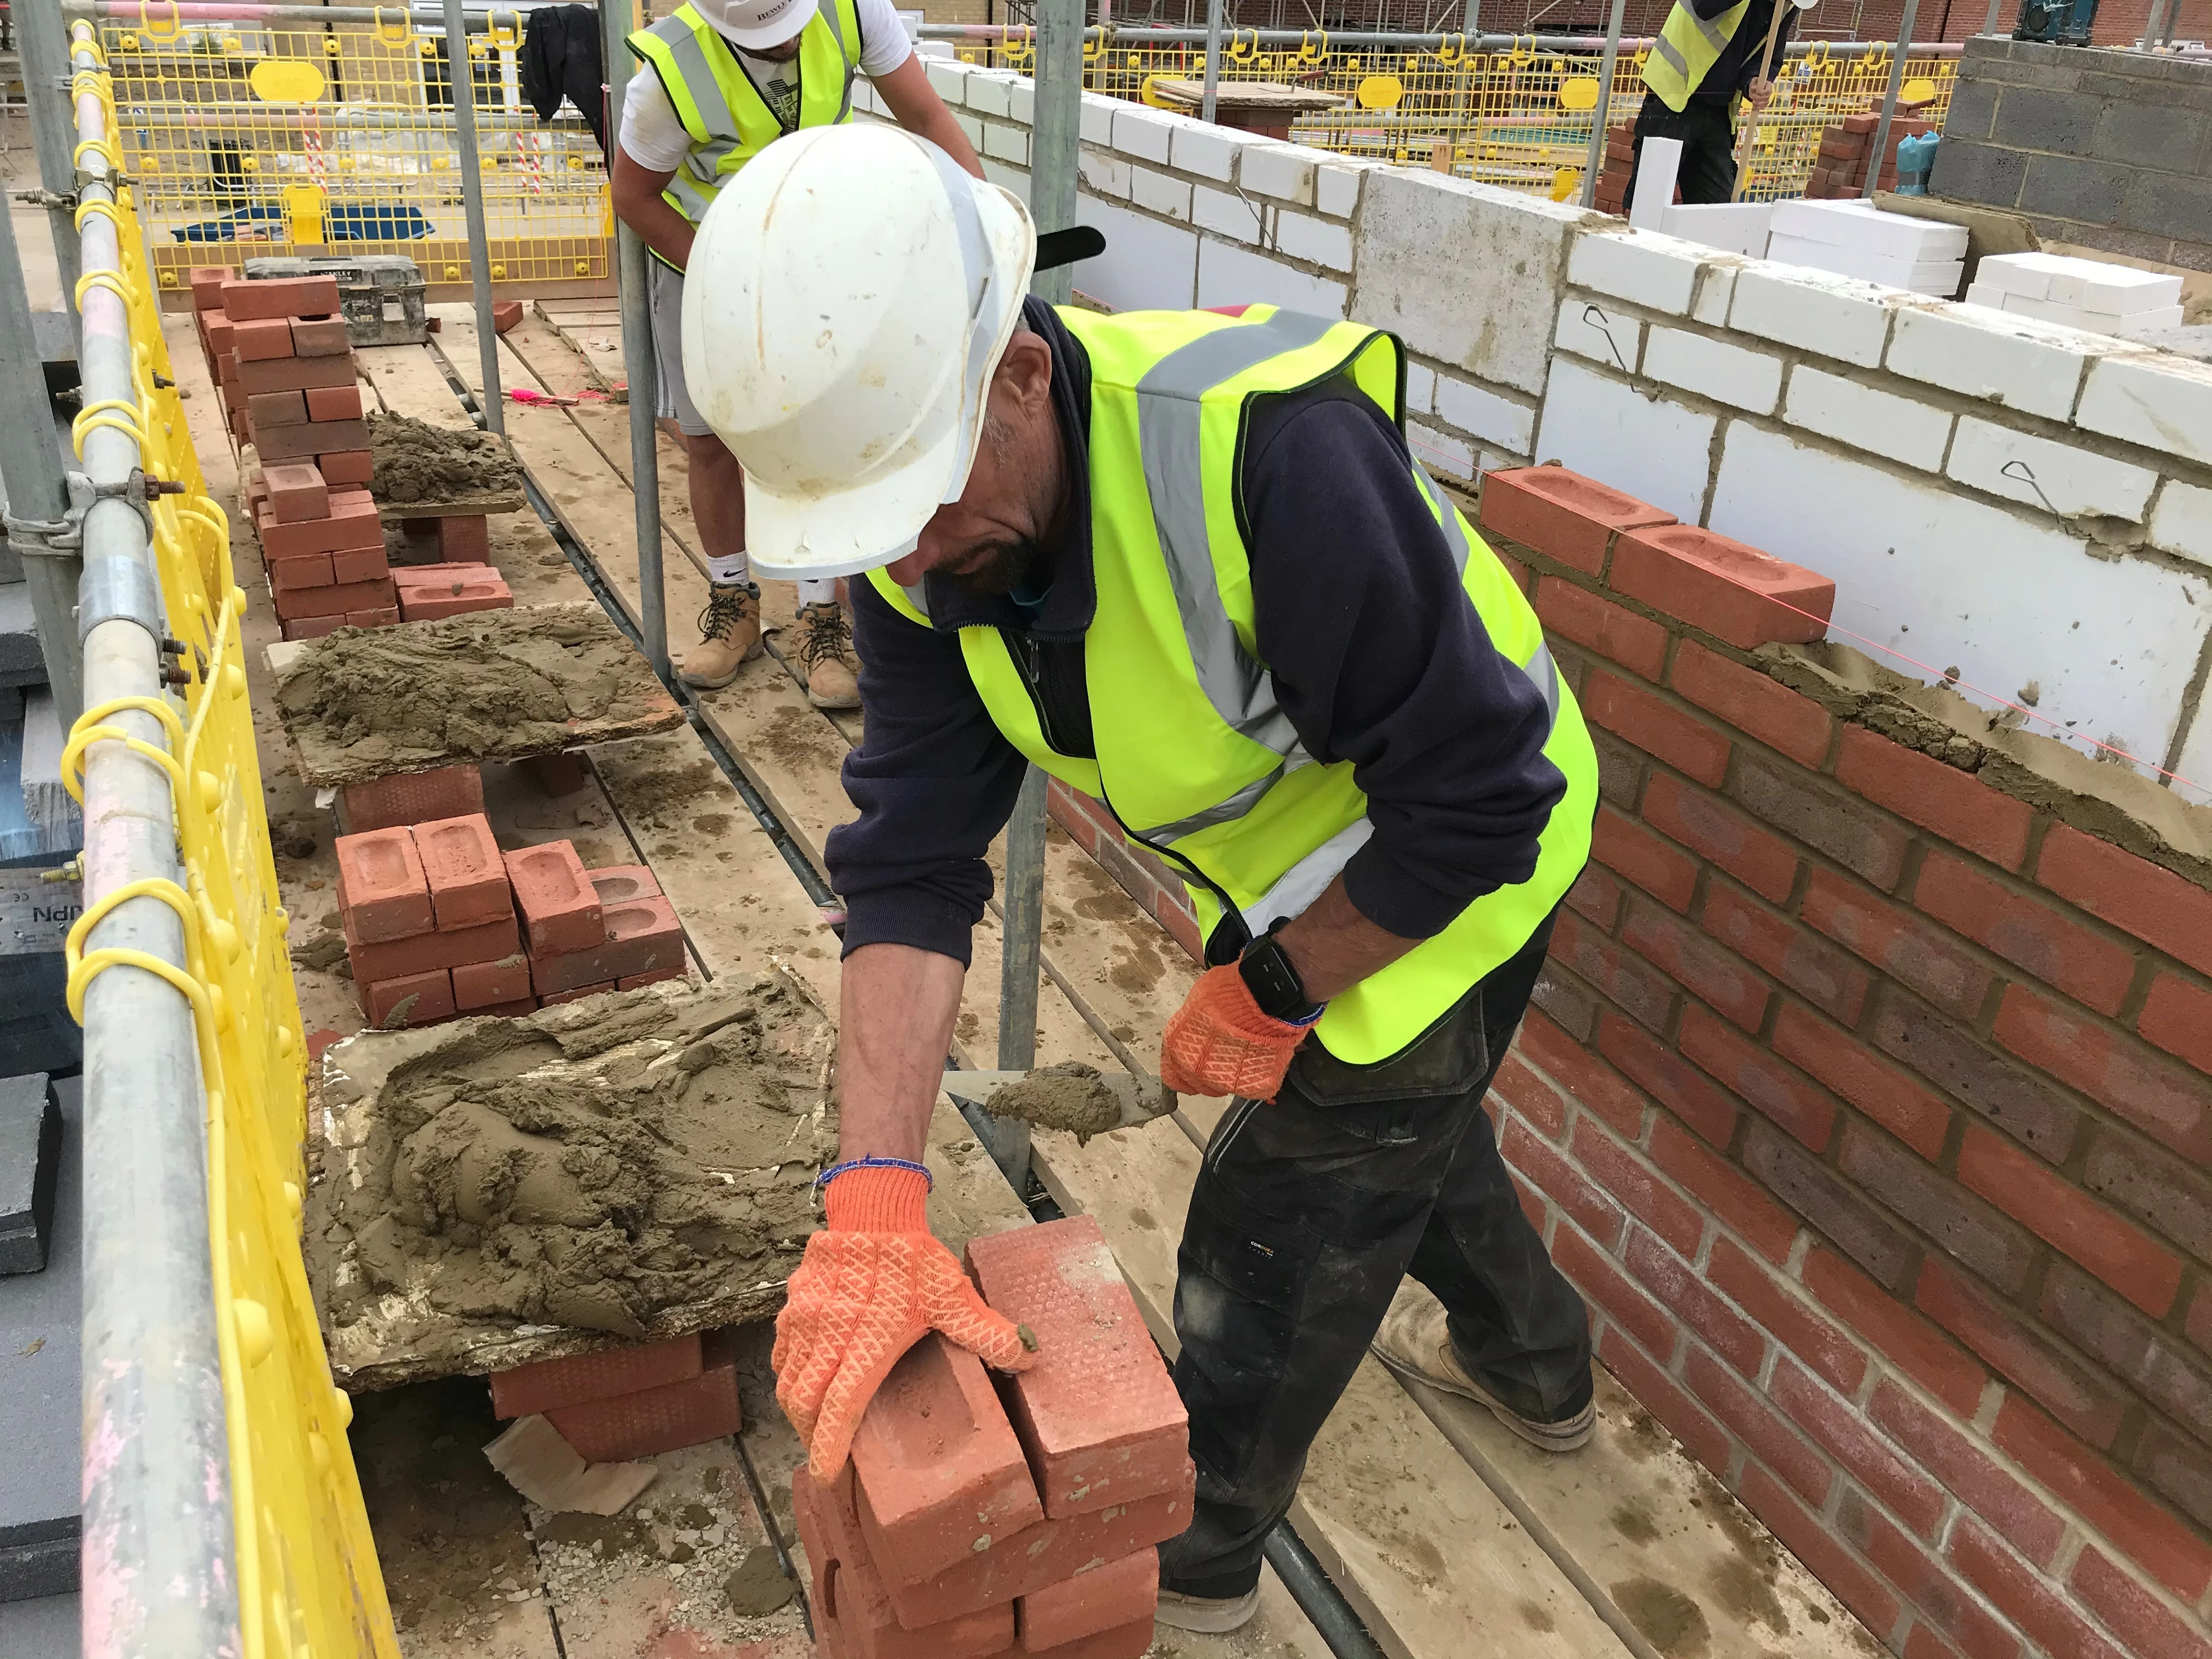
[1159,961,1313,1103]
[772,1164,1037,1480]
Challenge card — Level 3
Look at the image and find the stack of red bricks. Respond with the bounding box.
[393,560,514,623]
[795,1216,1193,1659]
[490,1328,742,1461]
[335,822,685,1027]
[1804,111,1937,198]
[1594,122,1638,216]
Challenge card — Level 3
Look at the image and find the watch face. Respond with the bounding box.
[1240,938,1310,1020]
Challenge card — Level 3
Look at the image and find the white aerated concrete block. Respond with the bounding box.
[1404,361,1437,415]
[1193,185,1260,243]
[953,111,984,149]
[1661,202,1773,259]
[963,71,1013,117]
[1274,211,1353,273]
[1409,421,1475,479]
[2151,480,2212,569]
[1533,357,1716,523]
[1643,326,1784,414]
[1768,199,1967,262]
[1081,93,1118,146]
[1130,167,1192,222]
[1691,263,1740,328]
[1079,150,1132,200]
[1782,367,1953,470]
[1240,142,1326,206]
[1555,302,1640,368]
[981,158,1030,205]
[1316,162,1367,218]
[1008,80,1035,124]
[1567,229,1704,315]
[1195,236,1347,317]
[1171,123,1245,182]
[2078,356,2212,469]
[924,59,970,100]
[1946,417,2157,521]
[1111,105,1178,163]
[1354,170,1592,397]
[1076,195,1197,312]
[1886,306,2095,422]
[1764,233,1963,296]
[984,123,1029,166]
[1433,375,1536,453]
[1728,265,1894,368]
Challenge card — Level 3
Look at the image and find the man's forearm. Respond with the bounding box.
[611,151,695,269]
[836,942,966,1163]
[1274,875,1421,1004]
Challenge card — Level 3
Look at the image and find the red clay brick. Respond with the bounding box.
[1626,1227,1765,1378]
[492,298,526,334]
[1684,1344,1833,1503]
[1736,1463,1904,1639]
[1494,1054,1568,1139]
[1566,863,1624,928]
[1841,1494,2023,1659]
[1708,1238,1868,1395]
[1833,1123,2035,1296]
[1478,466,1675,574]
[965,1217,1192,1520]
[189,266,232,309]
[1582,672,1733,786]
[1553,912,1678,1031]
[281,615,347,642]
[2036,823,2212,979]
[262,461,329,523]
[1515,1008,1649,1136]
[440,515,492,562]
[2070,1547,2212,1659]
[271,577,396,624]
[1948,1525,2127,1659]
[1997,1394,2212,1601]
[320,448,374,484]
[1599,1015,1740,1149]
[410,812,512,930]
[1647,774,1801,903]
[453,953,534,1010]
[398,567,514,622]
[256,416,370,462]
[1016,1549,1158,1653]
[1569,1117,1704,1257]
[1803,869,1994,1023]
[1532,958,1600,1044]
[1681,1008,1838,1152]
[246,388,307,427]
[340,763,484,833]
[1608,523,1835,650]
[345,913,521,984]
[330,545,389,585]
[539,982,613,1007]
[505,840,605,955]
[1869,1380,2064,1565]
[360,967,454,1027]
[1533,575,1670,680]
[1504,1116,1626,1251]
[1702,886,1866,1024]
[489,1333,702,1419]
[1745,1122,1917,1290]
[1914,850,2137,1015]
[588,865,663,906]
[794,1464,1013,1659]
[617,966,689,992]
[1596,1324,1734,1475]
[1804,1248,1986,1415]
[1771,1002,1950,1160]
[1916,1260,2132,1447]
[1956,1126,2183,1317]
[2138,972,2212,1074]
[1871,995,2082,1164]
[1554,1222,1678,1359]
[335,826,433,941]
[289,315,351,356]
[266,550,336,592]
[305,382,365,422]
[531,894,684,995]
[1592,806,1700,912]
[221,273,340,320]
[1772,1358,1945,1536]
[1029,1616,1155,1659]
[852,1333,1047,1584]
[1731,754,1911,891]
[1625,906,1773,1031]
[348,605,399,629]
[257,495,383,558]
[546,1331,741,1459]
[238,352,358,395]
[232,317,297,362]
[1668,641,1835,766]
[1904,1625,1965,1659]
[1649,1114,1798,1261]
[1993,984,2211,1164]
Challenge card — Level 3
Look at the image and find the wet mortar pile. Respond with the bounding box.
[308,978,838,1385]
[371,409,525,504]
[983,1060,1123,1140]
[272,603,678,782]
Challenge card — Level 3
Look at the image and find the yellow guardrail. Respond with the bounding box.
[64,42,401,1659]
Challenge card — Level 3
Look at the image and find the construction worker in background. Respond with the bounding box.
[610,0,984,706]
[1629,0,1809,205]
[690,124,1601,1635]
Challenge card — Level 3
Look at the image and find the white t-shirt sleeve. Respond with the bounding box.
[619,69,698,174]
[854,0,916,80]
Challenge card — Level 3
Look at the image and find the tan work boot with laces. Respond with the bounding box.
[789,600,861,710]
[677,582,763,690]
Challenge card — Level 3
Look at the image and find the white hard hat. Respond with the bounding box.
[681,125,1036,579]
[690,0,816,52]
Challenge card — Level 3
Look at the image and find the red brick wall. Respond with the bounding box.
[1046,777,1205,964]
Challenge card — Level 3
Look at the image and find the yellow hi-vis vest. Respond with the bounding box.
[1640,0,1751,112]
[626,0,862,266]
[867,306,1598,1066]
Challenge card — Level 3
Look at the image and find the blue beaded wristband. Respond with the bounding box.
[814,1155,934,1191]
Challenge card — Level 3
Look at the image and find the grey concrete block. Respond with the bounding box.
[0,1077,79,1602]
[1928,137,2031,209]
[1943,76,2000,143]
[0,586,41,691]
[2093,102,2211,173]
[2039,220,2196,268]
[0,1590,77,1656]
[2120,169,2212,244]
[2018,153,2138,222]
[1991,84,2103,155]
[0,1076,58,1274]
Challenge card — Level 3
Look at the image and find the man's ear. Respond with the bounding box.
[990,330,1053,421]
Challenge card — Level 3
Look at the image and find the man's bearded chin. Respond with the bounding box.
[945,538,1039,597]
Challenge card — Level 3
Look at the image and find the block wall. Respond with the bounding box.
[1932,36,2212,274]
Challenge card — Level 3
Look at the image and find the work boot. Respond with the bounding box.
[677,581,761,690]
[789,600,861,710]
[1155,1584,1261,1634]
[1371,1283,1595,1453]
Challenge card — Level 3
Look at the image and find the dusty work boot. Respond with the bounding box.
[1155,1583,1261,1634]
[678,582,762,690]
[789,600,861,710]
[1371,1283,1595,1453]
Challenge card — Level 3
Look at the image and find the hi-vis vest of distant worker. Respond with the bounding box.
[627,0,862,266]
[869,306,1598,1066]
[1641,0,1748,111]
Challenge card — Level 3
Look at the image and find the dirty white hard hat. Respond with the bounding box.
[689,0,817,52]
[681,124,1036,580]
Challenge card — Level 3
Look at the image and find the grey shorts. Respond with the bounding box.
[648,261,714,438]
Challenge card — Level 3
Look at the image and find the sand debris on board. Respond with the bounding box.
[370,409,524,504]
[308,976,837,1387]
[271,603,681,783]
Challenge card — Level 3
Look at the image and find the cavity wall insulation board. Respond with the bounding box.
[1965,251,2185,337]
[1764,199,1967,295]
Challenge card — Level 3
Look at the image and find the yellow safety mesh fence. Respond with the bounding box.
[101,8,607,297]
[63,43,400,1659]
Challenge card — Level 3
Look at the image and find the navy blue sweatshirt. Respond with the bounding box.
[823,300,1568,969]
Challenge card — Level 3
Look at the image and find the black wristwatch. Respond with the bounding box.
[1239,923,1327,1026]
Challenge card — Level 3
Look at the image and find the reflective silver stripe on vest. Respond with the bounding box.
[1650,31,1694,84]
[1688,3,1734,50]
[1412,460,1471,577]
[1135,310,1337,759]
[653,0,855,221]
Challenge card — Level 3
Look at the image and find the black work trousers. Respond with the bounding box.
[1158,912,1593,1598]
[1626,96,1741,207]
